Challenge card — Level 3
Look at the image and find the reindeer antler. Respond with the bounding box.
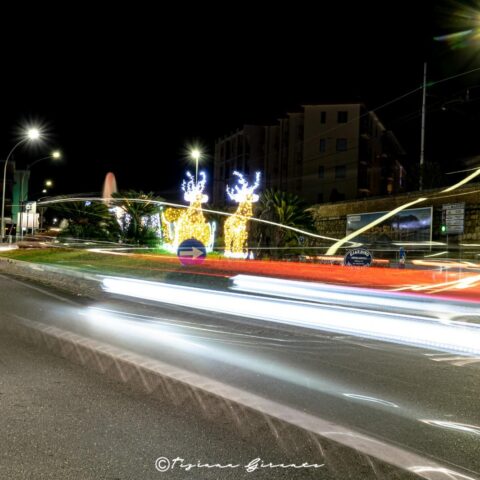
[197,171,207,192]
[252,171,261,192]
[182,171,207,194]
[182,170,209,203]
[226,171,262,202]
[182,171,195,194]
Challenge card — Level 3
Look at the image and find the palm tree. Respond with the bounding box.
[112,190,164,245]
[51,198,119,241]
[253,189,313,257]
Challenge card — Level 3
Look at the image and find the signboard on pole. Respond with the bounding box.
[346,207,432,245]
[442,203,465,234]
[344,248,373,267]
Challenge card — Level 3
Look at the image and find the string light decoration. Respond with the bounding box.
[163,171,215,252]
[224,171,261,258]
[161,207,182,245]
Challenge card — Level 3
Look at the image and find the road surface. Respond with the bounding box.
[1,273,479,478]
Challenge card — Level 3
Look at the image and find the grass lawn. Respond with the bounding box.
[0,248,230,290]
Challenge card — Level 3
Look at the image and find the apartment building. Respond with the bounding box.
[213,103,405,205]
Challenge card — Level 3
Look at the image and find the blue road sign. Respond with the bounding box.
[344,248,373,267]
[177,238,207,266]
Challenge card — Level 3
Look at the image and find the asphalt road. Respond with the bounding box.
[0,320,343,480]
[1,273,479,479]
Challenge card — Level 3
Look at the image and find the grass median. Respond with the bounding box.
[0,247,230,290]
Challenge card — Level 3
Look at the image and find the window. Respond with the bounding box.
[318,165,325,178]
[335,165,346,179]
[320,111,326,124]
[319,139,326,153]
[336,138,347,151]
[337,111,348,123]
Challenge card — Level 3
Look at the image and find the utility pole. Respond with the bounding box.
[419,62,427,191]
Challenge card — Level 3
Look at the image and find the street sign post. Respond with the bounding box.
[442,203,465,235]
[177,238,207,266]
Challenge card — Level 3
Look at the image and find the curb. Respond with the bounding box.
[0,257,102,298]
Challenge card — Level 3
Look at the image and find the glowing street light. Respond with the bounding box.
[1,128,42,240]
[42,189,47,194]
[19,150,61,236]
[27,128,40,140]
[190,148,202,183]
[26,150,61,172]
[45,179,53,187]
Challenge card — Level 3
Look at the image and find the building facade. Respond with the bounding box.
[214,103,406,205]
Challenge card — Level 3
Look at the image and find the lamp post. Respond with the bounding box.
[19,150,60,237]
[1,128,41,241]
[419,62,427,191]
[190,149,201,183]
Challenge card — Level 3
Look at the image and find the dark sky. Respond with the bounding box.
[2,1,480,201]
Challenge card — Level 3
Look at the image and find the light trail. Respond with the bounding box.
[102,276,480,355]
[230,275,479,322]
[38,196,346,245]
[392,274,480,294]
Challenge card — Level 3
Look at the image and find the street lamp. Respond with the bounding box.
[1,128,42,241]
[190,149,201,183]
[19,150,61,237]
[44,179,53,187]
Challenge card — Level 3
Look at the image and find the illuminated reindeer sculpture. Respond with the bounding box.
[171,171,215,252]
[224,171,261,258]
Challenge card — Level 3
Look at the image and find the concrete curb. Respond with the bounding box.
[0,257,102,298]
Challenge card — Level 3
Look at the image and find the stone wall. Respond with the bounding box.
[309,182,480,243]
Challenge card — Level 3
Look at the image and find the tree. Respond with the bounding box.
[112,191,164,245]
[252,189,313,257]
[51,199,119,241]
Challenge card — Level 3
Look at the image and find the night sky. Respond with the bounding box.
[2,1,480,202]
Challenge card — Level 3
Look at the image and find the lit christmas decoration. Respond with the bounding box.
[161,207,182,245]
[224,171,261,258]
[142,212,161,237]
[163,171,215,252]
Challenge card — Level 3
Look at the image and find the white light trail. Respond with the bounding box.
[102,276,480,356]
[230,275,479,321]
[342,394,399,408]
[420,420,480,436]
